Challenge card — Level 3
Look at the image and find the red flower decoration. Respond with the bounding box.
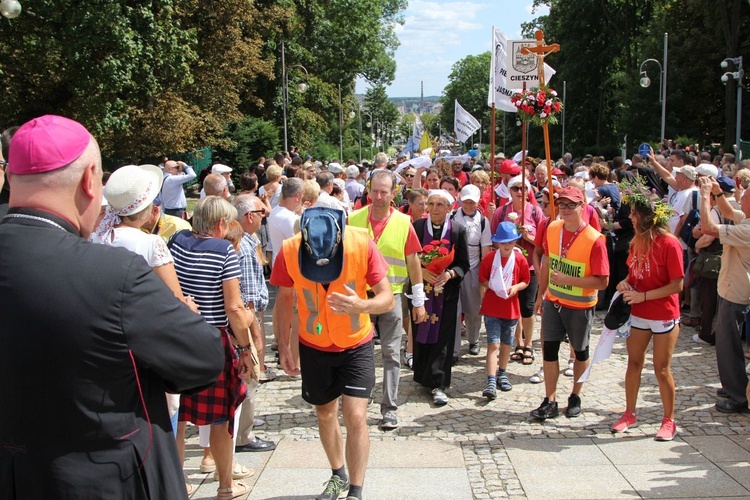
[438,247,450,255]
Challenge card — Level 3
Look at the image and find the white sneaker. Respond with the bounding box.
[432,388,448,406]
[529,368,544,384]
[692,334,711,346]
[563,359,574,377]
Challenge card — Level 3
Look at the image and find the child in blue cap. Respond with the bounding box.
[478,221,530,399]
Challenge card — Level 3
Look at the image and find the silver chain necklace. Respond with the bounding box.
[3,213,68,232]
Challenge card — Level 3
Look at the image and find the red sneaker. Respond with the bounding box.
[655,418,677,441]
[611,410,637,433]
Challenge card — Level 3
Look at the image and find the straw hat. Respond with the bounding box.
[104,164,163,216]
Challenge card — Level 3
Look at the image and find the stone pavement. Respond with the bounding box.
[184,300,750,499]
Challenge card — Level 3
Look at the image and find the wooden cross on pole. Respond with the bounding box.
[521,30,560,218]
[520,30,560,85]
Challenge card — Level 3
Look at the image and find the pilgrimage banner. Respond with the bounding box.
[488,27,556,111]
[454,100,481,143]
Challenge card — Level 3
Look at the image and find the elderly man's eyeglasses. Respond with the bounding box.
[510,186,523,192]
[0,160,7,170]
[247,209,266,217]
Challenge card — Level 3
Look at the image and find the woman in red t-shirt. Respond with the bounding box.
[612,177,683,441]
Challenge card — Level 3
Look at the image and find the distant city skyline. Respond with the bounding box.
[356,1,550,98]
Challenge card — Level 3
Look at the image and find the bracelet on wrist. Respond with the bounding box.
[235,343,253,354]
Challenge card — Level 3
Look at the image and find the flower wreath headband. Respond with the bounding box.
[620,175,675,226]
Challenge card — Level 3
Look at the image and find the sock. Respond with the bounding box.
[333,465,348,482]
[487,375,496,386]
[497,368,506,376]
[348,485,363,499]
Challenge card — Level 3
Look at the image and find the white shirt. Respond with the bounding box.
[314,190,343,210]
[346,178,364,202]
[667,186,696,234]
[161,166,196,209]
[268,205,300,265]
[109,227,173,268]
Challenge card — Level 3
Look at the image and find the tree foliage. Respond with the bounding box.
[438,53,491,135]
[0,0,406,163]
[524,0,750,155]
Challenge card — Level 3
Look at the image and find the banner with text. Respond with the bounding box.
[488,28,556,111]
[454,100,481,143]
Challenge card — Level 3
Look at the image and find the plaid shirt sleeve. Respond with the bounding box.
[238,233,269,311]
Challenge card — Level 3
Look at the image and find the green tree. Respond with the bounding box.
[215,116,280,171]
[438,52,491,135]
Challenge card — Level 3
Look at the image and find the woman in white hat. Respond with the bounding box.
[91,164,196,312]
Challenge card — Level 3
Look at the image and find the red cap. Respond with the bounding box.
[8,115,91,175]
[556,186,585,204]
[500,159,521,175]
[551,168,565,176]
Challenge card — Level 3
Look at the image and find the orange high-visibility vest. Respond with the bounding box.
[282,226,372,349]
[545,219,603,309]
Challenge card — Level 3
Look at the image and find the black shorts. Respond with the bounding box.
[518,271,538,318]
[299,340,375,406]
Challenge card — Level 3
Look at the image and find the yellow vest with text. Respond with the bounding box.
[545,219,602,309]
[282,226,372,349]
[348,206,410,293]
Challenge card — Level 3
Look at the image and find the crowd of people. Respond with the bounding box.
[2,115,750,499]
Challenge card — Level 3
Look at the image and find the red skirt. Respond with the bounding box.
[179,328,247,435]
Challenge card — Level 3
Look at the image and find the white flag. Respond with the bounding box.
[403,114,424,157]
[488,27,557,112]
[454,100,481,143]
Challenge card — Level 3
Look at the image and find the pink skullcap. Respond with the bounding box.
[8,115,91,175]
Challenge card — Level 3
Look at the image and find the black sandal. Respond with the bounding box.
[522,347,535,365]
[510,346,524,362]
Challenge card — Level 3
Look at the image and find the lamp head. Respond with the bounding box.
[721,73,732,83]
[639,72,651,88]
[297,82,308,93]
[0,0,22,19]
[721,60,730,69]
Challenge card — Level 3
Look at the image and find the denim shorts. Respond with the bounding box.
[485,316,518,346]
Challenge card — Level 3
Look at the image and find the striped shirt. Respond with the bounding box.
[171,232,241,327]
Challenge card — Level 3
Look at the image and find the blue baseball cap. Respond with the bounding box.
[492,221,522,244]
[717,176,736,194]
[299,207,346,283]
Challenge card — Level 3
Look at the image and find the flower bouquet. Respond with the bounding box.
[420,238,454,275]
[511,85,563,126]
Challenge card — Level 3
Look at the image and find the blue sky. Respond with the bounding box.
[356,0,550,97]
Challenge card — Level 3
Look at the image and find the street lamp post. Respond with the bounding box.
[639,33,668,146]
[349,102,363,162]
[721,56,744,160]
[338,84,343,161]
[281,41,309,154]
[364,111,373,159]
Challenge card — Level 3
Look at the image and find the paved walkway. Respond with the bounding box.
[185,297,750,499]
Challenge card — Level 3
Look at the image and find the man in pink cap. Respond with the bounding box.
[0,115,224,498]
[531,186,609,421]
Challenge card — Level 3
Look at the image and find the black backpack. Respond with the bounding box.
[678,191,700,249]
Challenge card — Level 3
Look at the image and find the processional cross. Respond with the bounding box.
[521,30,560,218]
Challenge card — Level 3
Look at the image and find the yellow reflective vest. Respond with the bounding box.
[348,206,411,293]
[545,219,602,309]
